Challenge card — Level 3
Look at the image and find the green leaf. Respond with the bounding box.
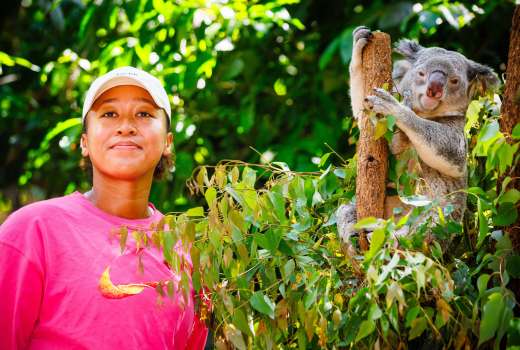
[373,119,388,140]
[163,231,175,266]
[253,229,281,254]
[355,319,375,342]
[232,308,251,336]
[408,317,427,340]
[353,216,379,230]
[368,303,383,320]
[405,306,421,328]
[119,226,128,254]
[500,189,520,204]
[282,259,295,284]
[493,202,518,226]
[512,123,520,139]
[478,120,500,143]
[242,167,257,188]
[479,292,505,345]
[477,200,489,247]
[303,287,318,309]
[249,291,275,319]
[268,190,286,223]
[319,152,332,168]
[477,274,490,295]
[507,255,520,279]
[464,100,482,135]
[365,228,385,261]
[78,5,96,40]
[186,206,205,217]
[338,28,354,64]
[386,115,396,131]
[204,187,217,206]
[319,38,339,70]
[388,303,399,331]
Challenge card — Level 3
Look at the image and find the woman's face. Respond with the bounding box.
[81,85,173,181]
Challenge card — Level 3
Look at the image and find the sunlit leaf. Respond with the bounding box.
[186,206,205,217]
[250,291,275,319]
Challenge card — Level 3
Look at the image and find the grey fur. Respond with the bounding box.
[339,27,500,243]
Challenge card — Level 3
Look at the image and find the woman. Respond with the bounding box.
[0,67,208,349]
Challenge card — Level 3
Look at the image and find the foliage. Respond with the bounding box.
[115,92,520,348]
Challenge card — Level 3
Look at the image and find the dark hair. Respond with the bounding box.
[80,110,173,180]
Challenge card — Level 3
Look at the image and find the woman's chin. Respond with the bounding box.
[96,163,154,181]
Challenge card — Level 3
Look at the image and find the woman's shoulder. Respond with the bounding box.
[0,194,83,258]
[1,193,82,228]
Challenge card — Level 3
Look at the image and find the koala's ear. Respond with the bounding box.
[394,39,423,62]
[467,60,500,97]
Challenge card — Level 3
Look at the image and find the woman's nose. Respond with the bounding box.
[116,118,137,135]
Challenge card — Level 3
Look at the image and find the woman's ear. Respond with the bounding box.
[80,134,89,157]
[162,132,174,157]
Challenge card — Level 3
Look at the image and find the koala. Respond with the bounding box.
[338,26,500,243]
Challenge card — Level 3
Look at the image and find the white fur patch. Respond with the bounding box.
[405,129,463,178]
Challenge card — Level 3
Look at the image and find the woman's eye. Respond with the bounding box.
[418,71,425,77]
[102,112,116,118]
[450,78,459,84]
[137,112,153,118]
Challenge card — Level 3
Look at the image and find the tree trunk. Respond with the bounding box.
[355,31,392,249]
[499,5,520,250]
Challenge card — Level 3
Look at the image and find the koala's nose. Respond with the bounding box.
[426,71,446,99]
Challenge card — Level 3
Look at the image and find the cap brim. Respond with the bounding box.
[82,76,168,121]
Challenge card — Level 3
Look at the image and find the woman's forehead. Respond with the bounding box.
[92,85,158,108]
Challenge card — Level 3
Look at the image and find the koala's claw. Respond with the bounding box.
[372,87,395,101]
[364,97,374,110]
[353,26,373,44]
[364,88,400,116]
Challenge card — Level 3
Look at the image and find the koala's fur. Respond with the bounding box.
[338,26,500,243]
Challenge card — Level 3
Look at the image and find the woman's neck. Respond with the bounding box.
[86,173,153,219]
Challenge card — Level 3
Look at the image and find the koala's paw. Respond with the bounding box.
[336,203,357,243]
[353,26,373,48]
[364,87,400,116]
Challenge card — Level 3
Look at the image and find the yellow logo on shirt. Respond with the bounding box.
[98,266,159,299]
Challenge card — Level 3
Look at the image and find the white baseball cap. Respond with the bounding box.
[82,66,171,123]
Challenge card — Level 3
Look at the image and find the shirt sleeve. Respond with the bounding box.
[0,236,44,349]
[185,313,208,350]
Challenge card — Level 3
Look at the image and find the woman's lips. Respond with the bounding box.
[110,141,142,150]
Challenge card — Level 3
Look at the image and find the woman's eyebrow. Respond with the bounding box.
[133,97,157,106]
[96,97,157,106]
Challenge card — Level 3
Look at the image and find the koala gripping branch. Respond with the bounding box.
[356,32,392,226]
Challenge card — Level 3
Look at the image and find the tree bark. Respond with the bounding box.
[355,31,392,240]
[499,5,520,250]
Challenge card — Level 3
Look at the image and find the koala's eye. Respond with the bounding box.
[417,71,425,78]
[450,78,459,85]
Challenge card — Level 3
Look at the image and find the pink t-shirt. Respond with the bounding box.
[0,192,207,349]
